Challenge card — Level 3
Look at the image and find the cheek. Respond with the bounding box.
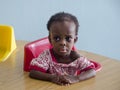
[50,40,57,47]
[67,41,75,48]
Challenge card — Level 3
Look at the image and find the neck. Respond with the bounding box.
[52,49,72,64]
[54,51,70,59]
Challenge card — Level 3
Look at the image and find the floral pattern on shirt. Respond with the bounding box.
[30,49,95,76]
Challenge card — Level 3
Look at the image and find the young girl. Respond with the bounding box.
[29,12,96,85]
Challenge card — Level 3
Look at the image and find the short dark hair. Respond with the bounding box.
[47,12,79,35]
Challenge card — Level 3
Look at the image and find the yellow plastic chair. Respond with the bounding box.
[0,25,17,62]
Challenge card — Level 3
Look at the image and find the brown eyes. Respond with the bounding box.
[53,36,72,42]
[66,36,72,42]
[54,36,60,41]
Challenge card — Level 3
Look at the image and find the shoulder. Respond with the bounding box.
[70,50,81,60]
[31,49,51,63]
[30,49,51,65]
[38,49,51,58]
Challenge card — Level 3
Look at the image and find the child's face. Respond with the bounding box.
[49,21,77,57]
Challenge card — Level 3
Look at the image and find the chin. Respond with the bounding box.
[59,52,70,57]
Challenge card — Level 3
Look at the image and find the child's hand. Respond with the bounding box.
[63,75,79,84]
[51,75,71,85]
[51,74,79,85]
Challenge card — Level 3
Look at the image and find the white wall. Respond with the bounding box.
[0,0,120,60]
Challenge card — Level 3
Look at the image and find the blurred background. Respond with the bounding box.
[0,0,120,60]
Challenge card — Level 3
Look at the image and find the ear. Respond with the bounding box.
[48,34,51,44]
[74,35,78,43]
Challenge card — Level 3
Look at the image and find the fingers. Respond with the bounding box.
[53,75,78,85]
[55,79,70,86]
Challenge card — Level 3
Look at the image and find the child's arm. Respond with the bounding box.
[29,70,70,85]
[63,69,96,84]
[66,50,96,83]
[78,69,96,81]
[29,70,55,81]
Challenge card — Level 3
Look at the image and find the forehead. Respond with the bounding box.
[50,21,76,35]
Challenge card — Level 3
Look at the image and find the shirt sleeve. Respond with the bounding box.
[77,56,95,72]
[29,50,50,73]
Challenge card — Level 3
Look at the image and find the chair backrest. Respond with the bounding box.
[0,25,16,62]
[24,37,76,71]
[0,26,11,50]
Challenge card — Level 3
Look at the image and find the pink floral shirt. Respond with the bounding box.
[30,49,95,76]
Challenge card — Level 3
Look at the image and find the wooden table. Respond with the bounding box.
[0,40,120,90]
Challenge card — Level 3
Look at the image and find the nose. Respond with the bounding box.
[60,39,66,46]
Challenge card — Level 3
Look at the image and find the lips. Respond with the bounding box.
[59,48,67,53]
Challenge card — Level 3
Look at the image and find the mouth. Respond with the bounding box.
[59,48,67,53]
